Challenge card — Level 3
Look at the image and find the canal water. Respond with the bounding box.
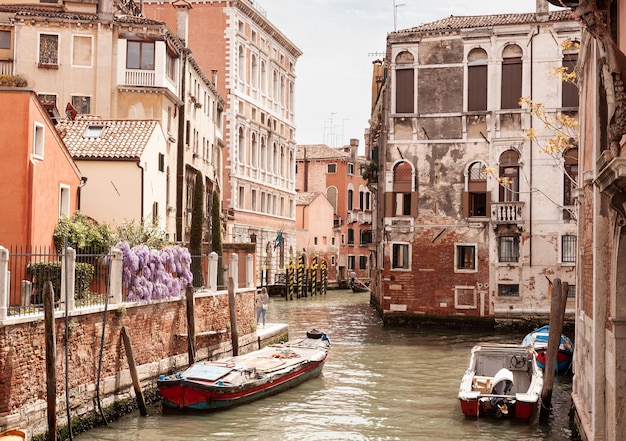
[77,289,577,441]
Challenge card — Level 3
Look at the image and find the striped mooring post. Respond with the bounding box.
[320,259,327,295]
[297,253,305,299]
[311,255,318,296]
[287,258,295,300]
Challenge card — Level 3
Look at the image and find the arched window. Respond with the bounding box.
[238,45,245,81]
[251,54,258,89]
[347,185,354,211]
[395,51,415,113]
[251,133,258,168]
[501,45,522,110]
[238,127,245,165]
[499,150,520,202]
[260,60,267,94]
[387,161,415,217]
[463,161,489,218]
[467,48,488,111]
[327,187,338,214]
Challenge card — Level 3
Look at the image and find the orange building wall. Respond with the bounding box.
[0,90,81,249]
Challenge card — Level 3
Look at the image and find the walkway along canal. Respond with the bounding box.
[77,290,578,441]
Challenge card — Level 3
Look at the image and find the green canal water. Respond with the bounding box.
[76,289,577,441]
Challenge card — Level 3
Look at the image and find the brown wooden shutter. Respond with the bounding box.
[385,192,394,217]
[468,64,487,111]
[396,69,414,113]
[501,58,522,109]
[462,191,469,218]
[411,192,418,218]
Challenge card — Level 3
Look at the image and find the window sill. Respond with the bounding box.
[38,62,58,69]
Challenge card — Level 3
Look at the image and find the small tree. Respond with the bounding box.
[189,171,204,287]
[210,190,224,288]
[53,212,114,253]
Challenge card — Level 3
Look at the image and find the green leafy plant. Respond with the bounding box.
[26,261,95,302]
[113,218,168,249]
[210,191,224,288]
[54,212,114,253]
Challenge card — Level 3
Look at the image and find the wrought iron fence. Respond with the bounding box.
[5,245,111,317]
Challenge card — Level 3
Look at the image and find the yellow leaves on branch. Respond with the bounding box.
[481,167,513,189]
[518,96,579,156]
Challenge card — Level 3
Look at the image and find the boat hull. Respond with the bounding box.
[159,358,326,411]
[522,325,574,374]
[0,429,26,441]
[458,343,543,420]
[158,332,330,412]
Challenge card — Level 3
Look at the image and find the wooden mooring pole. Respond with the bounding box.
[540,278,568,422]
[186,285,196,365]
[43,281,57,441]
[121,327,147,416]
[228,277,239,356]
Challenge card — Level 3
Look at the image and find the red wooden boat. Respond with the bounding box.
[158,330,330,411]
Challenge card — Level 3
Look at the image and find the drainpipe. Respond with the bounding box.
[528,25,540,267]
[137,161,145,221]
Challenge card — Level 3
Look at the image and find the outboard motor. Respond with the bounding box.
[491,368,514,417]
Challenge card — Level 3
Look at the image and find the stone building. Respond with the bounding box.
[296,141,373,285]
[366,1,580,321]
[143,0,301,284]
[550,0,626,439]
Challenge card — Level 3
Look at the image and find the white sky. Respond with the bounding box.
[258,0,564,150]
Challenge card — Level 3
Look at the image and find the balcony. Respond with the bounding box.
[124,69,156,87]
[358,211,372,224]
[491,202,524,224]
[0,60,14,75]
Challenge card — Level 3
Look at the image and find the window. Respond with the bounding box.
[39,34,59,66]
[359,255,368,270]
[347,228,354,245]
[455,287,477,309]
[456,245,476,271]
[463,161,489,218]
[501,45,522,109]
[562,235,577,263]
[467,48,488,111]
[331,256,336,266]
[72,35,92,67]
[347,255,356,270]
[251,189,257,211]
[360,230,372,245]
[127,41,155,70]
[567,285,576,299]
[33,122,44,159]
[71,96,91,115]
[564,148,578,206]
[84,124,105,138]
[498,236,519,263]
[499,150,520,202]
[347,189,354,211]
[238,186,245,209]
[341,234,345,245]
[152,202,159,224]
[388,161,415,217]
[59,185,70,218]
[314,237,318,245]
[395,51,415,113]
[327,163,337,173]
[392,243,410,269]
[498,284,519,297]
[347,163,355,175]
[0,30,10,50]
[562,53,579,108]
[327,187,338,214]
[158,153,165,172]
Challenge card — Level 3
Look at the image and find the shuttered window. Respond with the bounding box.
[562,54,579,108]
[468,64,487,111]
[501,56,522,109]
[396,69,414,113]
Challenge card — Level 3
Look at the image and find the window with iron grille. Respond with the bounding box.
[567,284,576,298]
[562,235,577,263]
[327,163,336,173]
[498,284,519,297]
[39,34,59,66]
[498,236,519,262]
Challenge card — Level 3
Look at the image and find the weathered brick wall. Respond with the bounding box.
[0,289,255,435]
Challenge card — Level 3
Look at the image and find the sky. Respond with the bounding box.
[258,0,562,150]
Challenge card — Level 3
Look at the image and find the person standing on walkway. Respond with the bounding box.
[256,287,269,328]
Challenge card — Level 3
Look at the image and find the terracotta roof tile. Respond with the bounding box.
[296,144,351,161]
[56,117,159,160]
[396,10,574,35]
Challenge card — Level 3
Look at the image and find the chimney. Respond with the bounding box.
[211,69,218,88]
[536,0,549,20]
[350,138,359,159]
[173,0,192,46]
[99,0,113,20]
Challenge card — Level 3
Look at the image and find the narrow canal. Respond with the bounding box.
[77,289,577,440]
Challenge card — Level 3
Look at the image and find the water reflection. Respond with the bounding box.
[77,290,576,441]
